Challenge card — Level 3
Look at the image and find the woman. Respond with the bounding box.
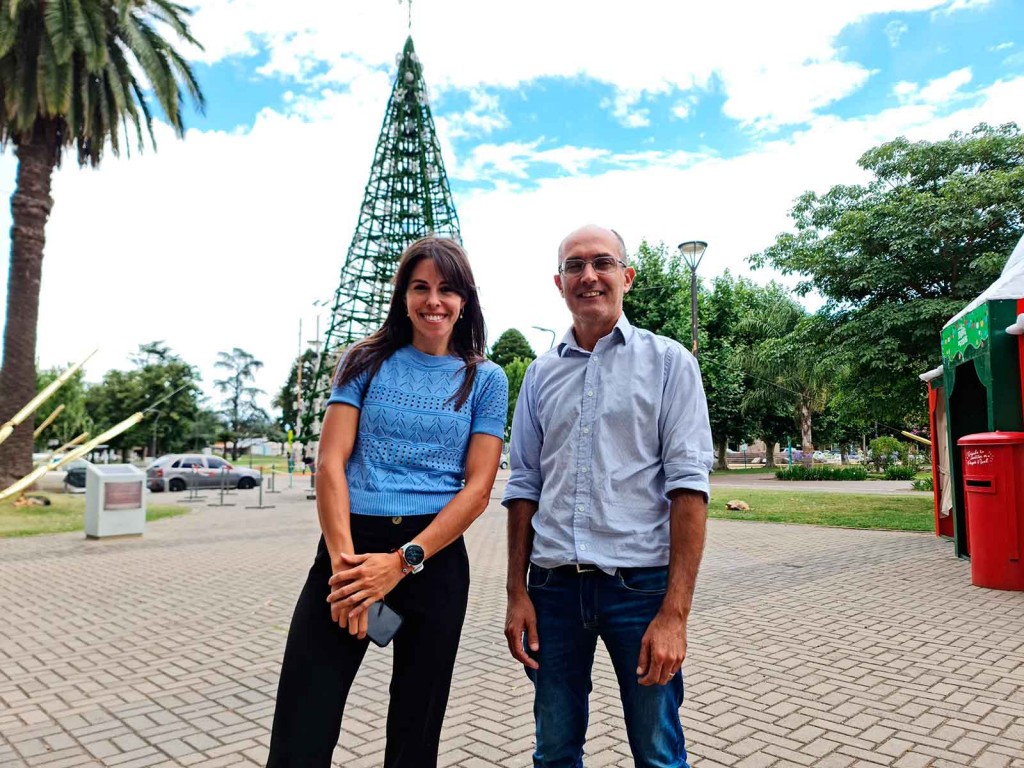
[267,237,508,768]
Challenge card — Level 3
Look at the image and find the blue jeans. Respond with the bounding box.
[525,565,689,768]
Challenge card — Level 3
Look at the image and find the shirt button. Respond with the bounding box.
[580,544,588,551]
[583,427,590,434]
[581,466,588,473]
[587,390,594,397]
[576,505,584,512]
[392,516,402,525]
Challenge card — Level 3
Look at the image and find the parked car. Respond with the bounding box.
[62,459,91,493]
[147,454,263,492]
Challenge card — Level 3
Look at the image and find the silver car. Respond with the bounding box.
[147,454,263,492]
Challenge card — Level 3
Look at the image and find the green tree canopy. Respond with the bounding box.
[34,366,93,451]
[0,0,206,486]
[502,357,530,443]
[749,122,1024,426]
[489,329,535,368]
[622,240,689,342]
[84,342,203,460]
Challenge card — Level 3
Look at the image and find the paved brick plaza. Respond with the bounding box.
[1,477,1022,767]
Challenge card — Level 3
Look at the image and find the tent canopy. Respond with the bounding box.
[944,234,1024,329]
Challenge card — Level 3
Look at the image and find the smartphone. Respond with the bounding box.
[366,601,403,647]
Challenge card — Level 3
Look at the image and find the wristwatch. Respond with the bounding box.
[398,542,425,574]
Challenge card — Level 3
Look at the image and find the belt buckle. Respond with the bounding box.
[576,563,598,574]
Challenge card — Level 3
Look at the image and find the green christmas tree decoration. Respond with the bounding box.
[300,36,462,439]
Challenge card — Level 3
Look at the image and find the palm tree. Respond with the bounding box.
[0,0,204,486]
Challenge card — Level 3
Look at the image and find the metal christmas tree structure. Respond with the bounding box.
[299,36,461,440]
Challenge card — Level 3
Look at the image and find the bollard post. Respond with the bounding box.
[178,464,207,503]
[245,466,276,509]
[306,463,316,501]
[267,467,281,494]
[208,465,235,507]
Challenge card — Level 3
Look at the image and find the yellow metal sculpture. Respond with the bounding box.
[0,349,96,447]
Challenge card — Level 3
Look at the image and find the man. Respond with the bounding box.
[503,225,713,768]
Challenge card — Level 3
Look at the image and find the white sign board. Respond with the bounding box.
[84,464,146,538]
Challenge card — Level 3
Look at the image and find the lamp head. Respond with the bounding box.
[677,240,708,269]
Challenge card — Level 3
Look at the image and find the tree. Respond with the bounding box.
[624,242,747,469]
[0,0,205,486]
[489,329,535,368]
[740,311,837,467]
[84,342,203,460]
[274,349,318,435]
[214,348,266,460]
[34,366,93,451]
[131,343,204,457]
[502,357,530,442]
[622,240,688,341]
[750,123,1024,427]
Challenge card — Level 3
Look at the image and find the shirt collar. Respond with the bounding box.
[557,314,635,357]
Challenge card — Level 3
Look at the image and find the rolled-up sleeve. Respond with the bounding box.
[502,362,543,506]
[660,345,714,500]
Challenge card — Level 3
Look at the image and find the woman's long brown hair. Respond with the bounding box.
[335,236,487,410]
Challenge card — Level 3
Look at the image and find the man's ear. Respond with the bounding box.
[622,266,636,293]
[554,274,564,297]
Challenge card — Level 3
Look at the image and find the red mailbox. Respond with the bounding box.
[957,432,1024,590]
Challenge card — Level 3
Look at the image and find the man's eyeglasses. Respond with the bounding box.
[558,256,628,276]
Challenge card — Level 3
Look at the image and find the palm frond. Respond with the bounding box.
[42,0,75,62]
[75,0,107,71]
[0,0,18,58]
[2,0,202,162]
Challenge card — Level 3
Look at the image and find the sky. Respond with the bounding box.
[1,0,1023,419]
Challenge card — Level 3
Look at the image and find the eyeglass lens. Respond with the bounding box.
[563,257,620,275]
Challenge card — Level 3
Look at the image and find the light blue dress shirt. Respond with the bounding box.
[502,314,714,570]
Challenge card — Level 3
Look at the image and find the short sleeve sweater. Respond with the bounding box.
[326,344,509,517]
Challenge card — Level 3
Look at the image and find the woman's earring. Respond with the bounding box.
[459,308,465,320]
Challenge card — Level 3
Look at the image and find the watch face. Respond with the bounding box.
[403,544,425,566]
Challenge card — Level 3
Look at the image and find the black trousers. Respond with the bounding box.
[267,514,470,768]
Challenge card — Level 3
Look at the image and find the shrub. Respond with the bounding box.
[884,466,917,481]
[776,465,868,481]
[912,477,934,492]
[868,436,909,472]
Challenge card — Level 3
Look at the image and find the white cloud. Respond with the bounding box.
[886,20,909,47]
[183,0,955,130]
[453,142,612,182]
[436,88,508,140]
[894,67,973,105]
[601,90,652,129]
[940,0,992,12]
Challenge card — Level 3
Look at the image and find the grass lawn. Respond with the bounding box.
[0,493,186,538]
[708,489,934,531]
[230,455,293,472]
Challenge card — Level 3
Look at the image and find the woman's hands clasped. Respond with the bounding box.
[327,552,406,637]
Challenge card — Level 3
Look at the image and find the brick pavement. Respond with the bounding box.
[0,477,1022,767]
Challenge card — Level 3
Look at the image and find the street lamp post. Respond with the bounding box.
[677,240,708,355]
[149,410,162,459]
[532,325,557,351]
